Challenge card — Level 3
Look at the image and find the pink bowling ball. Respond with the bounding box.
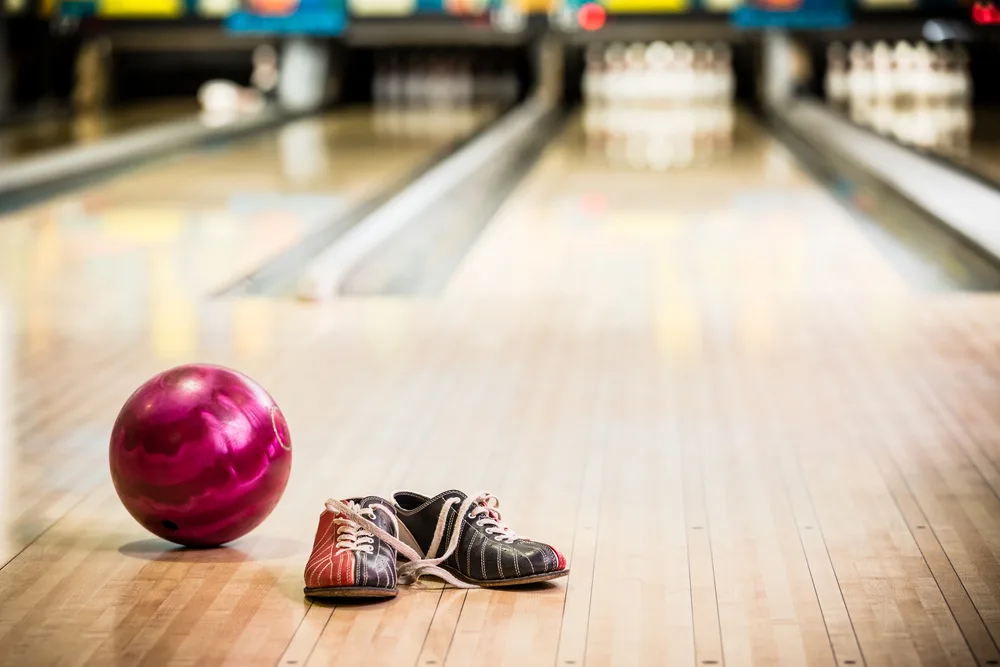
[110,364,292,547]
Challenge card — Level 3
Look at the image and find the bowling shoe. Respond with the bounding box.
[304,496,407,598]
[391,490,569,587]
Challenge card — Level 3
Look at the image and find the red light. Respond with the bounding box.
[577,2,606,31]
[972,0,1000,23]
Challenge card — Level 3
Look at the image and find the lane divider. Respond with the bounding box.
[295,97,554,301]
[779,100,1000,266]
[0,108,291,200]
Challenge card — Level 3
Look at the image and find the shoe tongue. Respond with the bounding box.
[341,496,397,536]
[344,496,395,513]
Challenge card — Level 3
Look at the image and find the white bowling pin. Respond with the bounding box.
[625,42,647,106]
[848,42,872,102]
[825,42,849,104]
[673,42,695,105]
[604,42,627,105]
[644,41,671,107]
[872,41,894,102]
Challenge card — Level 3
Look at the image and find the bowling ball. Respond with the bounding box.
[110,364,292,547]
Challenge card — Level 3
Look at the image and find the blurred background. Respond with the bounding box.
[1,0,1000,316]
[0,0,998,230]
[0,0,996,176]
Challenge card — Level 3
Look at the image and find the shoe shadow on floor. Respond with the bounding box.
[305,597,392,609]
[303,579,564,608]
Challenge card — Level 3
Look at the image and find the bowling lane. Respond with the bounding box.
[4,102,1000,667]
[0,100,199,165]
[430,110,1000,666]
[0,105,494,564]
[0,106,495,320]
[446,105,915,300]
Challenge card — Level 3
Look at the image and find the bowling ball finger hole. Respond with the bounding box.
[161,520,179,532]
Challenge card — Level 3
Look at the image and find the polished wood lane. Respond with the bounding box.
[0,107,494,571]
[2,109,1000,666]
[0,101,199,165]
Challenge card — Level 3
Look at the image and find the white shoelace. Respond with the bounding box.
[467,493,524,544]
[324,492,524,589]
[331,500,392,555]
[325,498,472,588]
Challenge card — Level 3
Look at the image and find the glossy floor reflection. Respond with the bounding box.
[0,107,1000,667]
[0,100,199,164]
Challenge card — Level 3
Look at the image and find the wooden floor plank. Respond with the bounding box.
[415,589,466,667]
[4,108,1000,667]
[793,307,978,667]
[830,299,1000,665]
[705,334,838,667]
[275,603,334,667]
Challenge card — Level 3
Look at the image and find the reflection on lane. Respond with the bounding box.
[845,98,972,159]
[0,100,200,164]
[448,109,914,365]
[0,107,496,358]
[582,105,735,171]
[0,106,499,547]
[580,41,737,172]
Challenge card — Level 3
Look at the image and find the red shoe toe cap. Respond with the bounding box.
[550,545,567,570]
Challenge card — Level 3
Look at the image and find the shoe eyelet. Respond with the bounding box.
[476,520,485,527]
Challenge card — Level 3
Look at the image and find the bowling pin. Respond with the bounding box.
[891,41,912,102]
[825,42,848,104]
[624,43,647,106]
[713,42,734,102]
[643,42,670,107]
[673,42,695,105]
[848,42,873,102]
[911,41,933,101]
[692,42,710,103]
[603,42,627,105]
[872,41,894,102]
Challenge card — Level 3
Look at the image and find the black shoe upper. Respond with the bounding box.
[345,495,398,590]
[393,490,565,583]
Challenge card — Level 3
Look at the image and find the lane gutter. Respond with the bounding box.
[775,100,1000,269]
[338,104,565,296]
[294,97,558,301]
[763,105,1000,291]
[0,106,306,214]
[213,103,518,298]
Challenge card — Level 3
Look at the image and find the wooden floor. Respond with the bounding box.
[1,107,1000,667]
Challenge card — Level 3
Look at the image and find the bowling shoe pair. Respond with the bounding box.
[303,490,569,598]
